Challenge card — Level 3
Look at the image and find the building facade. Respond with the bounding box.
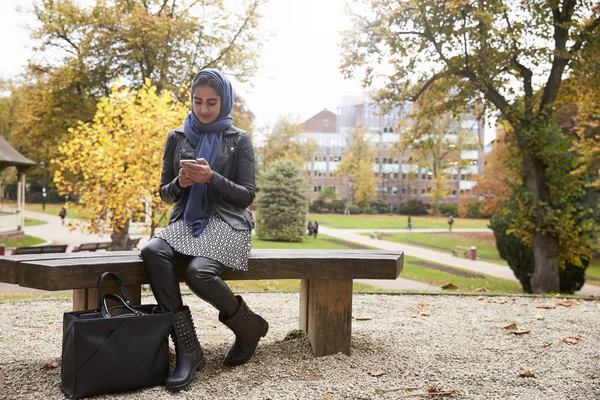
[301,96,488,211]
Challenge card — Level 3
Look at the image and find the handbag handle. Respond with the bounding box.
[101,293,144,318]
[96,272,132,311]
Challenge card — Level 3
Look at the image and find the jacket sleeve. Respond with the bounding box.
[159,132,186,204]
[210,133,256,208]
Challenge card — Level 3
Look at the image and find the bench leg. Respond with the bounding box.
[72,284,142,311]
[299,278,353,357]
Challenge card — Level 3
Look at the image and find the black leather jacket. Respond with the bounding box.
[159,126,255,230]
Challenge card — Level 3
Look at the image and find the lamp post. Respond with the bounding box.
[40,161,47,210]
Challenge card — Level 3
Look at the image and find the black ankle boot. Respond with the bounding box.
[166,306,205,391]
[220,295,269,367]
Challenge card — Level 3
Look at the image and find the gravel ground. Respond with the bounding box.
[1,292,599,400]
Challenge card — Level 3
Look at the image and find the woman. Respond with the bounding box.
[141,69,268,392]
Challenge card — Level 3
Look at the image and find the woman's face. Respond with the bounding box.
[192,85,221,124]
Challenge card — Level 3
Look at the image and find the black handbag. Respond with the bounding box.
[61,272,173,399]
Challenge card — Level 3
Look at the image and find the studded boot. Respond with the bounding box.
[220,295,269,367]
[166,307,205,391]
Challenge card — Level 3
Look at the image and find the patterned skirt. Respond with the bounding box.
[155,207,252,271]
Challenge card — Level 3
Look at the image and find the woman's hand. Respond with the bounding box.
[179,158,214,185]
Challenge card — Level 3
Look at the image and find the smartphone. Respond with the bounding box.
[180,159,197,165]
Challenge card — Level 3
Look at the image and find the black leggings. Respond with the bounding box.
[141,238,239,319]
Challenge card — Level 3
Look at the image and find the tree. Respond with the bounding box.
[341,0,600,293]
[255,160,308,242]
[29,0,264,94]
[396,83,479,215]
[258,116,316,171]
[53,80,187,249]
[335,125,375,212]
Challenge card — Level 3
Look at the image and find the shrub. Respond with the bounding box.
[255,160,308,241]
[348,205,361,215]
[489,209,588,294]
[397,200,428,216]
[438,204,458,217]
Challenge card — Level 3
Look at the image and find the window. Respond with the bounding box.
[413,188,417,195]
[427,187,432,193]
[374,173,379,177]
[421,174,426,180]
[427,174,432,180]
[452,190,457,196]
[402,188,406,194]
[314,171,318,177]
[394,173,398,179]
[392,187,398,194]
[402,173,407,179]
[323,119,330,129]
[421,189,426,194]
[313,186,322,193]
[375,157,379,163]
[383,157,387,164]
[329,186,336,192]
[461,174,466,180]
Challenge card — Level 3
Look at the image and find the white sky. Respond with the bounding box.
[0,0,365,130]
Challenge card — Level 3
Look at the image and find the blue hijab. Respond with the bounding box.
[183,69,233,236]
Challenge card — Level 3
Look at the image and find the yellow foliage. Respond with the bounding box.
[53,80,187,234]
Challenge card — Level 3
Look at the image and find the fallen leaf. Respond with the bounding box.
[487,299,506,304]
[368,369,385,377]
[428,386,441,393]
[478,297,485,301]
[503,323,519,330]
[519,371,536,378]
[263,288,269,291]
[410,315,417,318]
[556,299,580,307]
[540,343,553,349]
[403,388,414,392]
[42,362,58,369]
[560,336,582,344]
[474,287,488,292]
[417,301,430,310]
[509,329,532,335]
[353,316,372,321]
[536,304,556,309]
[441,283,459,290]
[535,315,545,321]
[420,312,431,317]
[48,322,53,325]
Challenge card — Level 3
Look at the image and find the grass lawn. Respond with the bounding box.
[401,255,522,294]
[371,231,508,266]
[24,217,47,226]
[586,259,600,279]
[25,203,91,221]
[250,233,376,250]
[0,235,46,248]
[309,213,490,229]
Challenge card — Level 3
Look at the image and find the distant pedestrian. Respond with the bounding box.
[59,207,67,225]
[407,216,412,231]
[447,215,454,232]
[313,221,319,239]
[307,220,315,237]
[344,208,350,215]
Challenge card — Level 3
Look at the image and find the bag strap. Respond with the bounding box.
[96,272,132,311]
[101,293,144,318]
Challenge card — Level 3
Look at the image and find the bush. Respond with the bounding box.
[489,209,588,294]
[255,160,308,241]
[438,204,458,217]
[397,200,428,216]
[348,205,361,215]
[465,200,485,218]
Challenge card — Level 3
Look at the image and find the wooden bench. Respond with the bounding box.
[0,249,402,357]
[451,245,470,258]
[369,231,383,240]
[11,244,68,255]
[72,242,111,252]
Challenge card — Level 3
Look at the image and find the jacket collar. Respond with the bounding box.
[174,126,237,136]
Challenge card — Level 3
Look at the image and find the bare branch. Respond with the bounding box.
[409,73,443,102]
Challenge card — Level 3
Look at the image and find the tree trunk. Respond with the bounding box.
[531,231,560,293]
[522,144,560,293]
[110,219,131,251]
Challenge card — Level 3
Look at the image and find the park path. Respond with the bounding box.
[320,225,600,296]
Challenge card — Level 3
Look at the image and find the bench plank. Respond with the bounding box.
[0,251,136,284]
[17,250,403,290]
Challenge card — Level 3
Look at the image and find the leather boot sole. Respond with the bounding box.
[165,358,206,392]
